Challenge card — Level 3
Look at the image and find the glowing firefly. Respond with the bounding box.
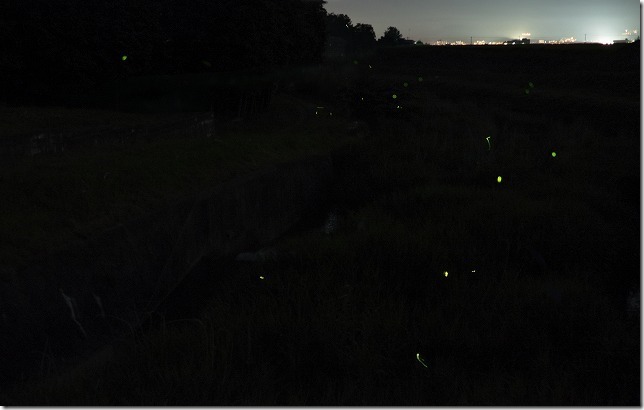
[497,176,502,183]
[444,271,449,277]
[416,353,428,368]
[418,76,424,82]
[403,82,409,87]
[392,94,397,99]
[121,55,128,61]
[525,89,530,94]
[259,276,265,280]
[551,151,557,157]
[485,136,491,150]
[529,82,534,88]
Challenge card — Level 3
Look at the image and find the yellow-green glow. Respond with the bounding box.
[397,105,402,109]
[529,82,534,88]
[403,82,409,87]
[486,136,491,150]
[471,270,476,273]
[525,89,530,94]
[418,77,423,82]
[121,55,128,61]
[444,271,449,277]
[497,176,502,183]
[416,353,428,368]
[551,151,557,157]
[369,65,372,69]
[392,94,398,99]
[259,276,265,280]
[361,97,364,101]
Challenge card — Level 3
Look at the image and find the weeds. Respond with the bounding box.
[3,45,639,405]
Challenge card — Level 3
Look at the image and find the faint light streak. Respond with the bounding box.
[416,353,428,368]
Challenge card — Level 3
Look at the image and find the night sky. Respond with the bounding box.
[325,0,641,44]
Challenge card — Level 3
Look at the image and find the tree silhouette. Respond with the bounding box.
[1,0,329,104]
[351,23,377,53]
[379,26,403,46]
[325,14,376,57]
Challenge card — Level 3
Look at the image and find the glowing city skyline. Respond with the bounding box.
[324,0,641,45]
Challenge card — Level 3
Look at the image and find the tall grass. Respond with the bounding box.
[3,46,639,405]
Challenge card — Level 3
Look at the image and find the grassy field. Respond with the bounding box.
[3,43,640,405]
[0,92,359,273]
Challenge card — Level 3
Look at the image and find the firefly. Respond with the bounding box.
[497,176,502,183]
[444,271,449,278]
[416,353,428,368]
[485,136,491,150]
[121,55,128,61]
[403,82,409,87]
[551,152,557,157]
[392,94,398,99]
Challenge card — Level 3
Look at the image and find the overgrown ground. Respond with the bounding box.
[0,93,357,273]
[3,43,640,405]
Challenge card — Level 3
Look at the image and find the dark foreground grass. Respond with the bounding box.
[3,45,639,405]
[4,186,638,404]
[0,93,357,272]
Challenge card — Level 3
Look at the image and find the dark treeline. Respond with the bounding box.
[0,0,327,104]
[324,13,377,57]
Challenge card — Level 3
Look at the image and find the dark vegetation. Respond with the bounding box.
[0,0,640,405]
[1,0,327,106]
